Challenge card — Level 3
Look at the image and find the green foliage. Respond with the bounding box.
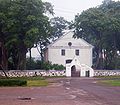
[26,58,37,70]
[0,0,53,70]
[0,79,27,86]
[0,77,48,87]
[26,58,65,70]
[36,60,53,70]
[52,64,65,70]
[73,0,120,70]
[50,17,70,40]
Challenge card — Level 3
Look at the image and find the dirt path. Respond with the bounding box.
[0,78,120,105]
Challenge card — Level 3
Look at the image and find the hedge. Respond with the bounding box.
[0,79,27,86]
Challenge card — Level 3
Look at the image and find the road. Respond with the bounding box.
[0,78,120,105]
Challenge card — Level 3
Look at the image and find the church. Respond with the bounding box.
[44,31,94,77]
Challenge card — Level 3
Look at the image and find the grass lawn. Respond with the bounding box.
[96,76,120,86]
[27,80,48,87]
[100,80,120,86]
[0,76,49,87]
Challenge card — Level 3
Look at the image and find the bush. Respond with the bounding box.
[26,58,65,70]
[52,64,65,70]
[26,58,37,70]
[36,61,53,70]
[0,79,27,86]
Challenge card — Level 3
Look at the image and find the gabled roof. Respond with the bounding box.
[47,30,93,48]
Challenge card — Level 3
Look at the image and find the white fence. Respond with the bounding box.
[94,70,120,76]
[0,70,120,77]
[0,70,66,77]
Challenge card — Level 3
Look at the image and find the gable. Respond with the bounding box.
[48,31,93,48]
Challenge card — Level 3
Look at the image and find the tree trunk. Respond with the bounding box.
[17,40,27,70]
[37,43,44,61]
[40,45,44,62]
[0,41,8,78]
[113,34,118,69]
[17,50,26,70]
[29,48,32,68]
[0,41,8,70]
[94,46,103,69]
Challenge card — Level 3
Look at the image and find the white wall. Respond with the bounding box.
[52,32,91,47]
[48,47,92,66]
[46,31,93,67]
[79,48,92,67]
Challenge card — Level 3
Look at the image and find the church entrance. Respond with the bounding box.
[71,65,80,77]
[85,71,90,77]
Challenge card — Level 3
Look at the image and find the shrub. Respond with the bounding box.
[52,64,65,70]
[36,61,53,70]
[26,58,65,70]
[0,79,27,86]
[26,58,37,70]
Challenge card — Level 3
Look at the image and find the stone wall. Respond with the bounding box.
[0,70,66,77]
[94,70,120,76]
[0,70,120,77]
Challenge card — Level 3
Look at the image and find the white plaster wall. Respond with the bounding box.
[48,48,77,66]
[79,48,92,67]
[66,64,71,77]
[52,32,90,47]
[48,48,66,65]
[48,47,92,67]
[66,57,94,77]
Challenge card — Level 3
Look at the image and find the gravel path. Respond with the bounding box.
[0,77,120,105]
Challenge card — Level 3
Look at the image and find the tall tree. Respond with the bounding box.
[50,17,70,41]
[73,0,120,69]
[73,8,107,69]
[0,0,53,70]
[36,16,70,61]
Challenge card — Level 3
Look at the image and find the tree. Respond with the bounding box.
[73,0,120,69]
[36,16,70,61]
[0,0,12,71]
[73,8,107,69]
[50,17,70,41]
[0,0,53,70]
[100,0,120,69]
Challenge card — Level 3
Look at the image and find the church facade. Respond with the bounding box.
[44,31,94,77]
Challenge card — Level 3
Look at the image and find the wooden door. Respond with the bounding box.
[71,66,80,77]
[85,71,90,77]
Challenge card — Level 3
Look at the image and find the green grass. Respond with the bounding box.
[100,80,120,86]
[0,76,48,87]
[27,80,48,87]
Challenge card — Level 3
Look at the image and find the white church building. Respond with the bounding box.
[44,31,94,77]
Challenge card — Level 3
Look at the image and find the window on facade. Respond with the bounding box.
[75,49,79,56]
[66,59,72,64]
[61,49,65,56]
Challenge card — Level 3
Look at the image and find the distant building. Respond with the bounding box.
[44,31,94,77]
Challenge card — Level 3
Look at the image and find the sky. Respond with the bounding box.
[30,0,118,57]
[43,0,118,21]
